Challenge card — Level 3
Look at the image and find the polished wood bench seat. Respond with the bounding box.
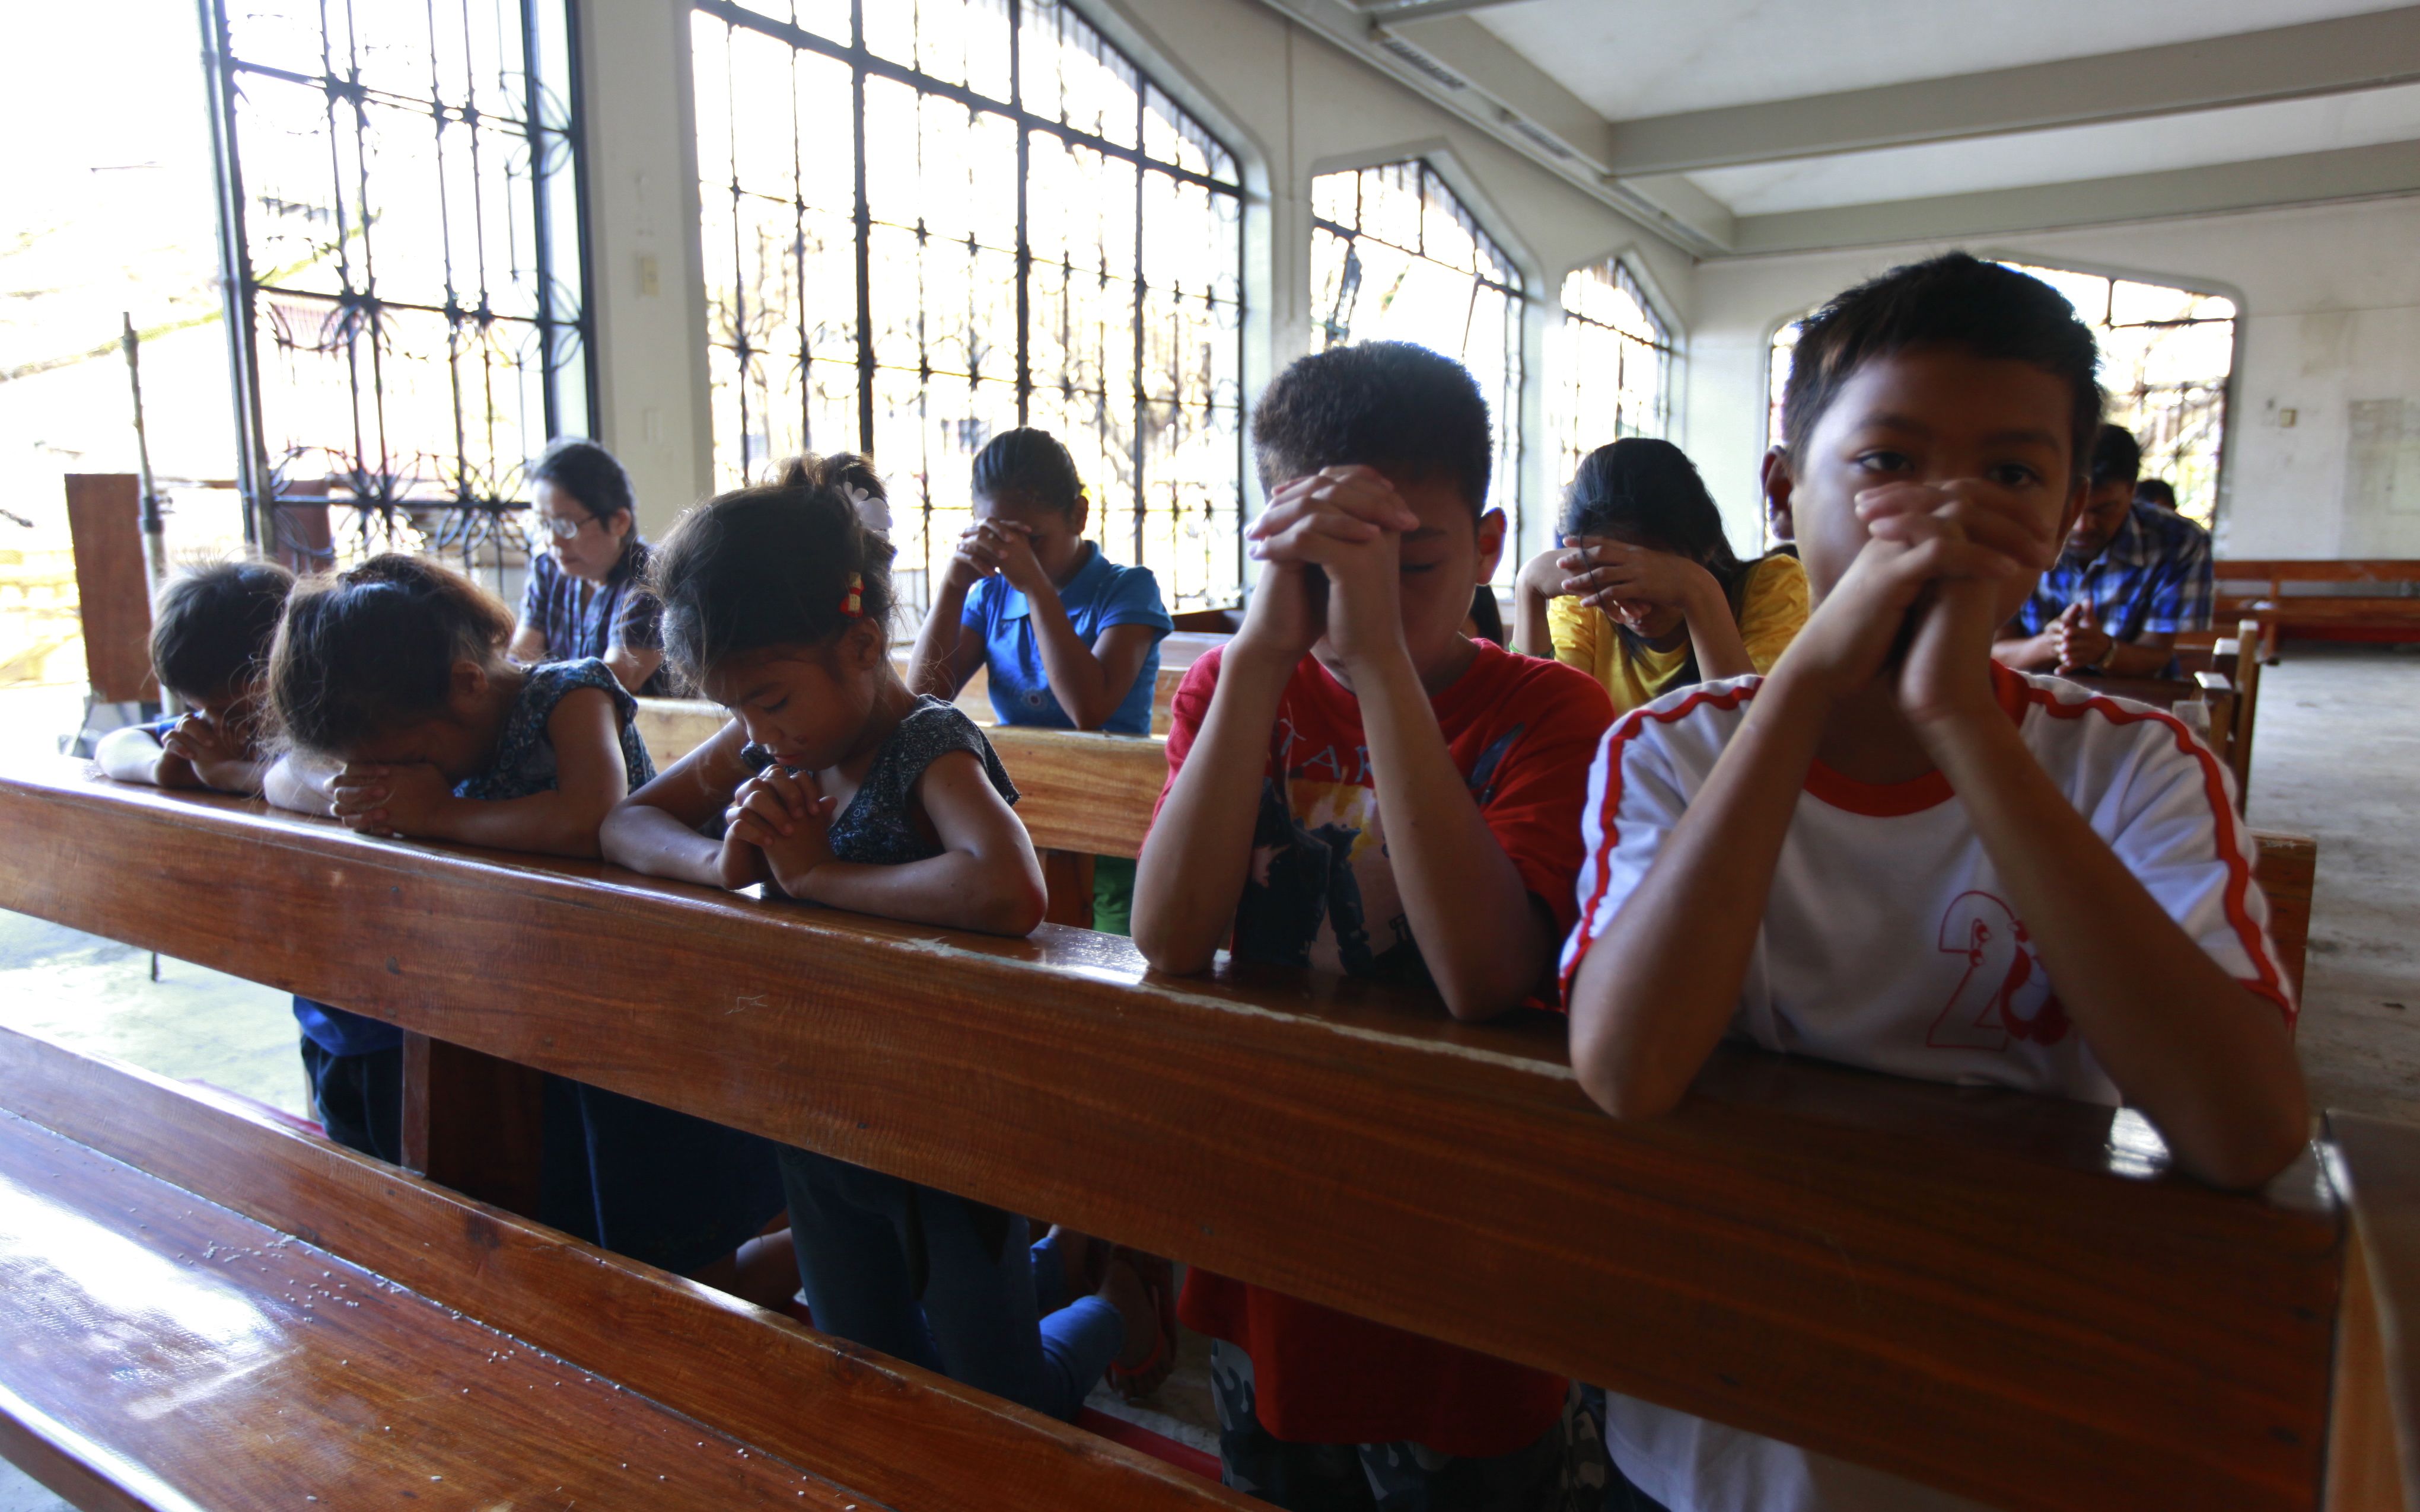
[0,1025,1237,1512]
[0,760,2358,1511]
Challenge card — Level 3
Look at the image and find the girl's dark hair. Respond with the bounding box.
[528,436,637,524]
[651,453,895,676]
[1560,438,1748,606]
[970,428,1085,515]
[151,559,295,700]
[269,553,516,757]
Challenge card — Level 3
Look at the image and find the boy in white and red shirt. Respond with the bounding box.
[1136,341,1615,1507]
[1562,253,2307,1512]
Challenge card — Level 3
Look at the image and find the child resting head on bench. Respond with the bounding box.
[599,451,1169,1422]
[1131,340,1616,1507]
[267,553,786,1288]
[97,559,295,796]
[1560,252,2307,1512]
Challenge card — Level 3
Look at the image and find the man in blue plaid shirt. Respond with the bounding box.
[1995,426,2213,678]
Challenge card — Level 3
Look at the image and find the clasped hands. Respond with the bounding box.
[718,764,839,894]
[1517,537,1713,629]
[157,710,264,795]
[1786,479,2058,728]
[944,517,1051,598]
[1235,466,1417,667]
[329,762,456,837]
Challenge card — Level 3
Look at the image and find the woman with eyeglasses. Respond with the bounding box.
[511,437,680,696]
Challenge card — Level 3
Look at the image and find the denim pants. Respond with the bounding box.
[778,1145,1123,1421]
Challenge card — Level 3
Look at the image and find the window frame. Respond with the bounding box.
[1553,253,1676,484]
[1307,156,1529,557]
[198,0,595,562]
[691,0,1251,612]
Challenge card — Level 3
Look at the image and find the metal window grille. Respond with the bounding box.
[1553,257,1672,487]
[198,0,591,580]
[1769,267,2237,529]
[1310,160,1524,566]
[692,0,1249,621]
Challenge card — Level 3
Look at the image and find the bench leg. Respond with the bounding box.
[1040,849,1096,930]
[401,1031,547,1215]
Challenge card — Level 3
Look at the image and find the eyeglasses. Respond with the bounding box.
[540,512,594,540]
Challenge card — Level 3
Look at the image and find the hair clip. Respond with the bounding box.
[839,570,864,619]
[846,483,891,540]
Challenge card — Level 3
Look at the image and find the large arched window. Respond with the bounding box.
[693,0,1248,616]
[1309,160,1524,552]
[1552,257,1671,487]
[1768,265,2236,526]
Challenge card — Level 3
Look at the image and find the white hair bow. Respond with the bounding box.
[846,483,891,540]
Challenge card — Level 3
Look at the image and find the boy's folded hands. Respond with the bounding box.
[1779,480,2055,719]
[1244,467,1421,668]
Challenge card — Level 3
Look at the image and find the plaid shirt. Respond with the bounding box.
[518,537,677,696]
[2017,500,2215,643]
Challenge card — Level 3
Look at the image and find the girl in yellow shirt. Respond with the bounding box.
[1514,438,1808,714]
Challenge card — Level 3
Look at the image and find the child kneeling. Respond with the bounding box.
[1135,342,1615,1507]
[1563,254,2307,1512]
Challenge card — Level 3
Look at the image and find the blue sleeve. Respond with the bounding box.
[1097,566,1174,636]
[519,555,549,626]
[960,575,993,630]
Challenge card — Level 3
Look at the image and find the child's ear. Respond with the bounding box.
[843,615,887,670]
[448,659,489,718]
[1759,448,1797,541]
[1473,507,1508,585]
[1069,495,1090,538]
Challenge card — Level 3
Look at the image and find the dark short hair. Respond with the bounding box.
[150,560,294,701]
[1250,341,1492,513]
[652,453,895,676]
[529,437,636,524]
[2090,425,2142,489]
[269,554,516,757]
[1561,438,1749,601]
[971,428,1085,516]
[2134,477,2177,510]
[1781,253,2103,480]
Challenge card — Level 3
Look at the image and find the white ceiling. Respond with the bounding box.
[1473,0,2406,120]
[1685,78,2420,215]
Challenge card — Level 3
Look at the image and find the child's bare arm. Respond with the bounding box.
[749,753,1046,935]
[906,556,988,703]
[970,521,1157,729]
[262,754,335,814]
[600,717,766,889]
[330,688,630,859]
[95,725,197,789]
[1130,548,1324,973]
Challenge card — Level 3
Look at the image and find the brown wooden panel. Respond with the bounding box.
[2329,1112,2420,1510]
[0,1098,862,1509]
[400,1030,547,1214]
[2218,561,2420,586]
[0,1026,1240,1512]
[1041,849,1096,929]
[0,762,2345,1511]
[61,475,155,704]
[2252,830,2314,1002]
[988,725,1167,858]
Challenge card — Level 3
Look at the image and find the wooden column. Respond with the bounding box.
[400,1031,547,1216]
[62,474,155,704]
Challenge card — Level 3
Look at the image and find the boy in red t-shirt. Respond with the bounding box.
[1134,342,1615,1507]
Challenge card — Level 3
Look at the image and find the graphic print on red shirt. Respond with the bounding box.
[1152,640,1613,1455]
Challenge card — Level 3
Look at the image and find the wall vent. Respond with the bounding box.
[1504,116,1575,160]
[1371,32,1468,90]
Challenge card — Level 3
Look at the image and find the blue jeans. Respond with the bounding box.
[778,1146,1123,1421]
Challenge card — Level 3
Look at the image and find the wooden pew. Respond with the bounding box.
[2328,1111,2420,1509]
[2217,560,2420,662]
[0,1023,1236,1511]
[0,761,2355,1511]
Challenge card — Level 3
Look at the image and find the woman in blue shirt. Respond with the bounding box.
[907,428,1173,933]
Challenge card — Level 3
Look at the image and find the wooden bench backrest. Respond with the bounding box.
[2219,560,2420,587]
[0,762,2349,1512]
[0,1024,1236,1511]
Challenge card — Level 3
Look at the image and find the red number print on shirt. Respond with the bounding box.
[1927,891,2071,1050]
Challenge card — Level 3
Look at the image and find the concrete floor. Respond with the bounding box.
[2243,645,2420,1122]
[0,649,2413,1505]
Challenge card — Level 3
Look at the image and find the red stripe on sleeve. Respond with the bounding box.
[2011,677,2294,1023]
[1561,682,1759,997]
